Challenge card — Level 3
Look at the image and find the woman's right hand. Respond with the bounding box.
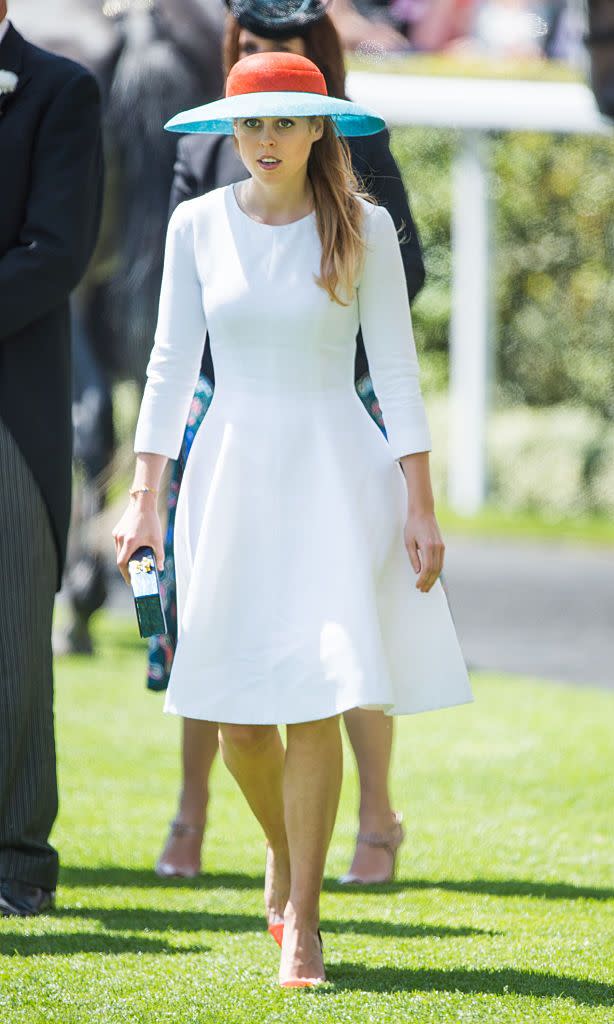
[112,495,165,584]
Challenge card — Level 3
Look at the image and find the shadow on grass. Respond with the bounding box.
[324,920,496,940]
[55,908,264,934]
[60,867,257,890]
[322,964,614,1006]
[387,878,614,903]
[0,932,207,957]
[60,866,614,903]
[54,906,494,940]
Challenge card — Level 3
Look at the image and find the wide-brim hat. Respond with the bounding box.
[164,52,385,138]
[224,0,330,40]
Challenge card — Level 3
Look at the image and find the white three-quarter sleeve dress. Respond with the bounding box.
[134,183,473,724]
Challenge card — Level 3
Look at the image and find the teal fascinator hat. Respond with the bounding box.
[164,51,385,138]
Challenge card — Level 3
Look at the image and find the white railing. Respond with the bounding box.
[347,71,612,513]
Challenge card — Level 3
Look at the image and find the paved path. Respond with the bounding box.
[443,536,614,691]
[87,535,614,691]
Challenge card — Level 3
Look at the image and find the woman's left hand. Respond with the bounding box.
[404,509,445,593]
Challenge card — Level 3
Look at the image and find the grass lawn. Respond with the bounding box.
[1,614,612,1023]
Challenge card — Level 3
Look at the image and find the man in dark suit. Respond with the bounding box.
[0,2,103,916]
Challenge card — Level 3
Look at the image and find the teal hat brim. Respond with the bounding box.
[164,92,385,137]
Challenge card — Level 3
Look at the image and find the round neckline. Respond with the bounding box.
[230,184,315,229]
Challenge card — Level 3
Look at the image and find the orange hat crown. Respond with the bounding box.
[226,52,328,99]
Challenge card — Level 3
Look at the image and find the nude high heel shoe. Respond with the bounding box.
[154,819,205,878]
[338,811,405,885]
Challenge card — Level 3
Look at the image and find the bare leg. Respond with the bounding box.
[341,708,402,883]
[281,715,343,985]
[155,718,218,877]
[219,716,342,985]
[218,724,290,925]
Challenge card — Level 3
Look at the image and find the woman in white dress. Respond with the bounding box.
[113,51,472,987]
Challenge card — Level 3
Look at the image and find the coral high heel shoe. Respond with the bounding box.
[264,844,289,946]
[268,919,284,947]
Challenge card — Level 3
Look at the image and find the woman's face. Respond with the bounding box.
[237,27,307,59]
[233,115,323,186]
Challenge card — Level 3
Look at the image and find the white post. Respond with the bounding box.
[448,131,492,514]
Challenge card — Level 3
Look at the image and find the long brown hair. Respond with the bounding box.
[224,13,374,305]
[309,119,374,306]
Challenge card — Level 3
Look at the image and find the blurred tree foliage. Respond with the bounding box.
[391,128,614,419]
[391,127,455,396]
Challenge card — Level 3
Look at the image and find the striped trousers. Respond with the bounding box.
[0,415,59,891]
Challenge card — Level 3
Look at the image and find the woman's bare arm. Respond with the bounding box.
[112,452,168,583]
[399,451,444,594]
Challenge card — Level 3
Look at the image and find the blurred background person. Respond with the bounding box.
[151,0,426,885]
[542,1,585,61]
[328,0,410,51]
[471,0,546,59]
[404,0,476,51]
[388,0,582,58]
[584,0,614,111]
[0,2,103,916]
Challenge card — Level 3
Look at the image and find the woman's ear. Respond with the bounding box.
[311,116,324,141]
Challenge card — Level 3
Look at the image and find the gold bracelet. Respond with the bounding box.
[129,486,158,499]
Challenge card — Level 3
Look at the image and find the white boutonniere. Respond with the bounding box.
[0,70,18,116]
[0,70,18,94]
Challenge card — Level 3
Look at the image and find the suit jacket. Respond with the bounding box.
[169,128,425,384]
[0,25,104,588]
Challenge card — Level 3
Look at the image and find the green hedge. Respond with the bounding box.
[391,128,614,418]
[389,126,614,518]
[426,396,614,518]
